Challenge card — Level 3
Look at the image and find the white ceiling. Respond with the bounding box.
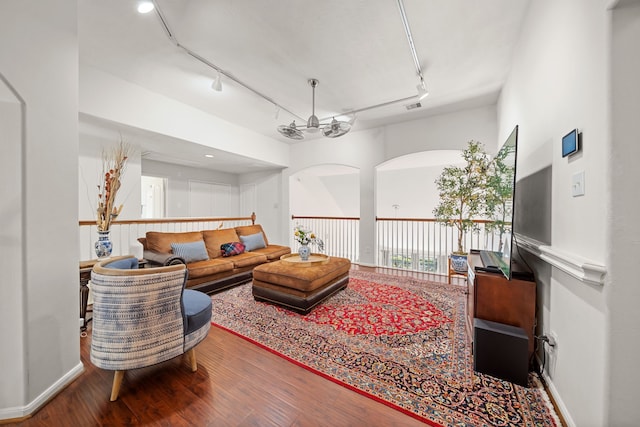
[78,0,530,173]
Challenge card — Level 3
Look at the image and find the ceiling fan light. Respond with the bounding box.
[137,1,155,14]
[306,114,320,132]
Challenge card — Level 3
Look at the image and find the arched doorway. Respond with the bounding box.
[375,150,463,272]
[289,164,360,261]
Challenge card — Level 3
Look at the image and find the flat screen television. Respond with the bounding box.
[480,125,519,280]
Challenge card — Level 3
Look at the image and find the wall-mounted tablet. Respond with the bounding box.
[562,129,579,157]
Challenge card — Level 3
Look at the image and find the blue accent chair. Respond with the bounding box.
[90,255,212,401]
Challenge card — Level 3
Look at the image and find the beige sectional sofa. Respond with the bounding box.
[139,224,290,294]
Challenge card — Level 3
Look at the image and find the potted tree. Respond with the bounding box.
[433,140,492,272]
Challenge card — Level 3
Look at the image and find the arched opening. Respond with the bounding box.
[375,150,464,273]
[376,150,463,218]
[289,164,360,261]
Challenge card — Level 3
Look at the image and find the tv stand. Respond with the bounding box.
[466,254,536,359]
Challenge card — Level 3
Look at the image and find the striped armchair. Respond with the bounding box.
[90,255,212,401]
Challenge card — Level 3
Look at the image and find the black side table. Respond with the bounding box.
[79,259,147,331]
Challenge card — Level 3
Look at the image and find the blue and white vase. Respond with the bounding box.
[298,244,311,261]
[95,230,113,259]
[450,253,468,273]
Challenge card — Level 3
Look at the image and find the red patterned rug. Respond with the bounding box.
[210,270,560,426]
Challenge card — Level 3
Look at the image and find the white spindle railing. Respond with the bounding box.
[290,216,360,263]
[291,215,504,275]
[376,217,502,275]
[83,214,505,276]
[79,214,256,261]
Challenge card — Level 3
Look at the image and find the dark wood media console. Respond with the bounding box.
[466,253,536,359]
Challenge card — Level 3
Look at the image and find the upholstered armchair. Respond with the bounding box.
[90,255,212,401]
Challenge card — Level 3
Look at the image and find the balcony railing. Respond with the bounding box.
[290,216,360,263]
[376,217,500,275]
[291,215,503,275]
[82,214,504,276]
[79,214,256,261]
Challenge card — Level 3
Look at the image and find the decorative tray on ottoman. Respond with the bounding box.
[280,253,330,267]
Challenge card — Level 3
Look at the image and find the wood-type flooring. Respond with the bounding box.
[4,267,464,427]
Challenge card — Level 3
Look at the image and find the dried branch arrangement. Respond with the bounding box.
[96,140,131,231]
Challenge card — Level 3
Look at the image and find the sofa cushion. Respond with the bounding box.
[186,258,234,279]
[221,242,245,257]
[171,241,209,263]
[248,244,292,261]
[227,252,268,269]
[235,224,269,245]
[239,232,267,251]
[146,231,203,254]
[202,228,241,259]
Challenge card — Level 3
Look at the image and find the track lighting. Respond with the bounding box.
[137,1,155,14]
[417,79,429,100]
[211,72,222,92]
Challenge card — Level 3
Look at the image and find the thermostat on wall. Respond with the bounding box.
[562,129,579,157]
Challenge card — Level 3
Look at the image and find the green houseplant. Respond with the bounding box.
[433,140,492,257]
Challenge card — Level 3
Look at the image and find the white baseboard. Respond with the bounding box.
[0,362,85,421]
[535,355,576,427]
[353,261,377,268]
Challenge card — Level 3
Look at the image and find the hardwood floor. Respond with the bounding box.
[6,267,462,427]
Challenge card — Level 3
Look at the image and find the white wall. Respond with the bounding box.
[385,105,498,155]
[284,128,386,264]
[290,169,360,217]
[284,105,498,264]
[498,1,622,425]
[0,0,82,419]
[142,159,238,218]
[239,170,286,245]
[608,2,640,425]
[80,65,290,169]
[79,133,142,222]
[377,166,455,218]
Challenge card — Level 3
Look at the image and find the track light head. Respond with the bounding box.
[211,73,222,92]
[417,80,429,100]
[137,1,155,14]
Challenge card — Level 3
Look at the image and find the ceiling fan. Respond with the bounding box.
[277,79,353,140]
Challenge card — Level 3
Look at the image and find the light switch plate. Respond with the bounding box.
[572,171,585,197]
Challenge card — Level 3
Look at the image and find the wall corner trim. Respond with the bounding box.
[0,363,84,421]
[515,234,607,286]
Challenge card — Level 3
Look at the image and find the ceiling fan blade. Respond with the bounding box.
[277,121,304,140]
[322,118,351,138]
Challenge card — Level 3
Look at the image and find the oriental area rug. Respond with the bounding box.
[210,270,560,427]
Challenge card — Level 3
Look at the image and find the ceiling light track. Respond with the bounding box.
[150,0,304,122]
[147,0,428,140]
[397,0,429,99]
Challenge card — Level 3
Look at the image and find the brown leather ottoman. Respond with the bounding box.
[252,256,351,314]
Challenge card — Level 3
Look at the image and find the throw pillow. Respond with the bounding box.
[220,242,245,257]
[170,240,209,263]
[239,232,266,251]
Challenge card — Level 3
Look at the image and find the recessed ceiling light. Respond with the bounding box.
[137,1,155,14]
[204,154,214,158]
